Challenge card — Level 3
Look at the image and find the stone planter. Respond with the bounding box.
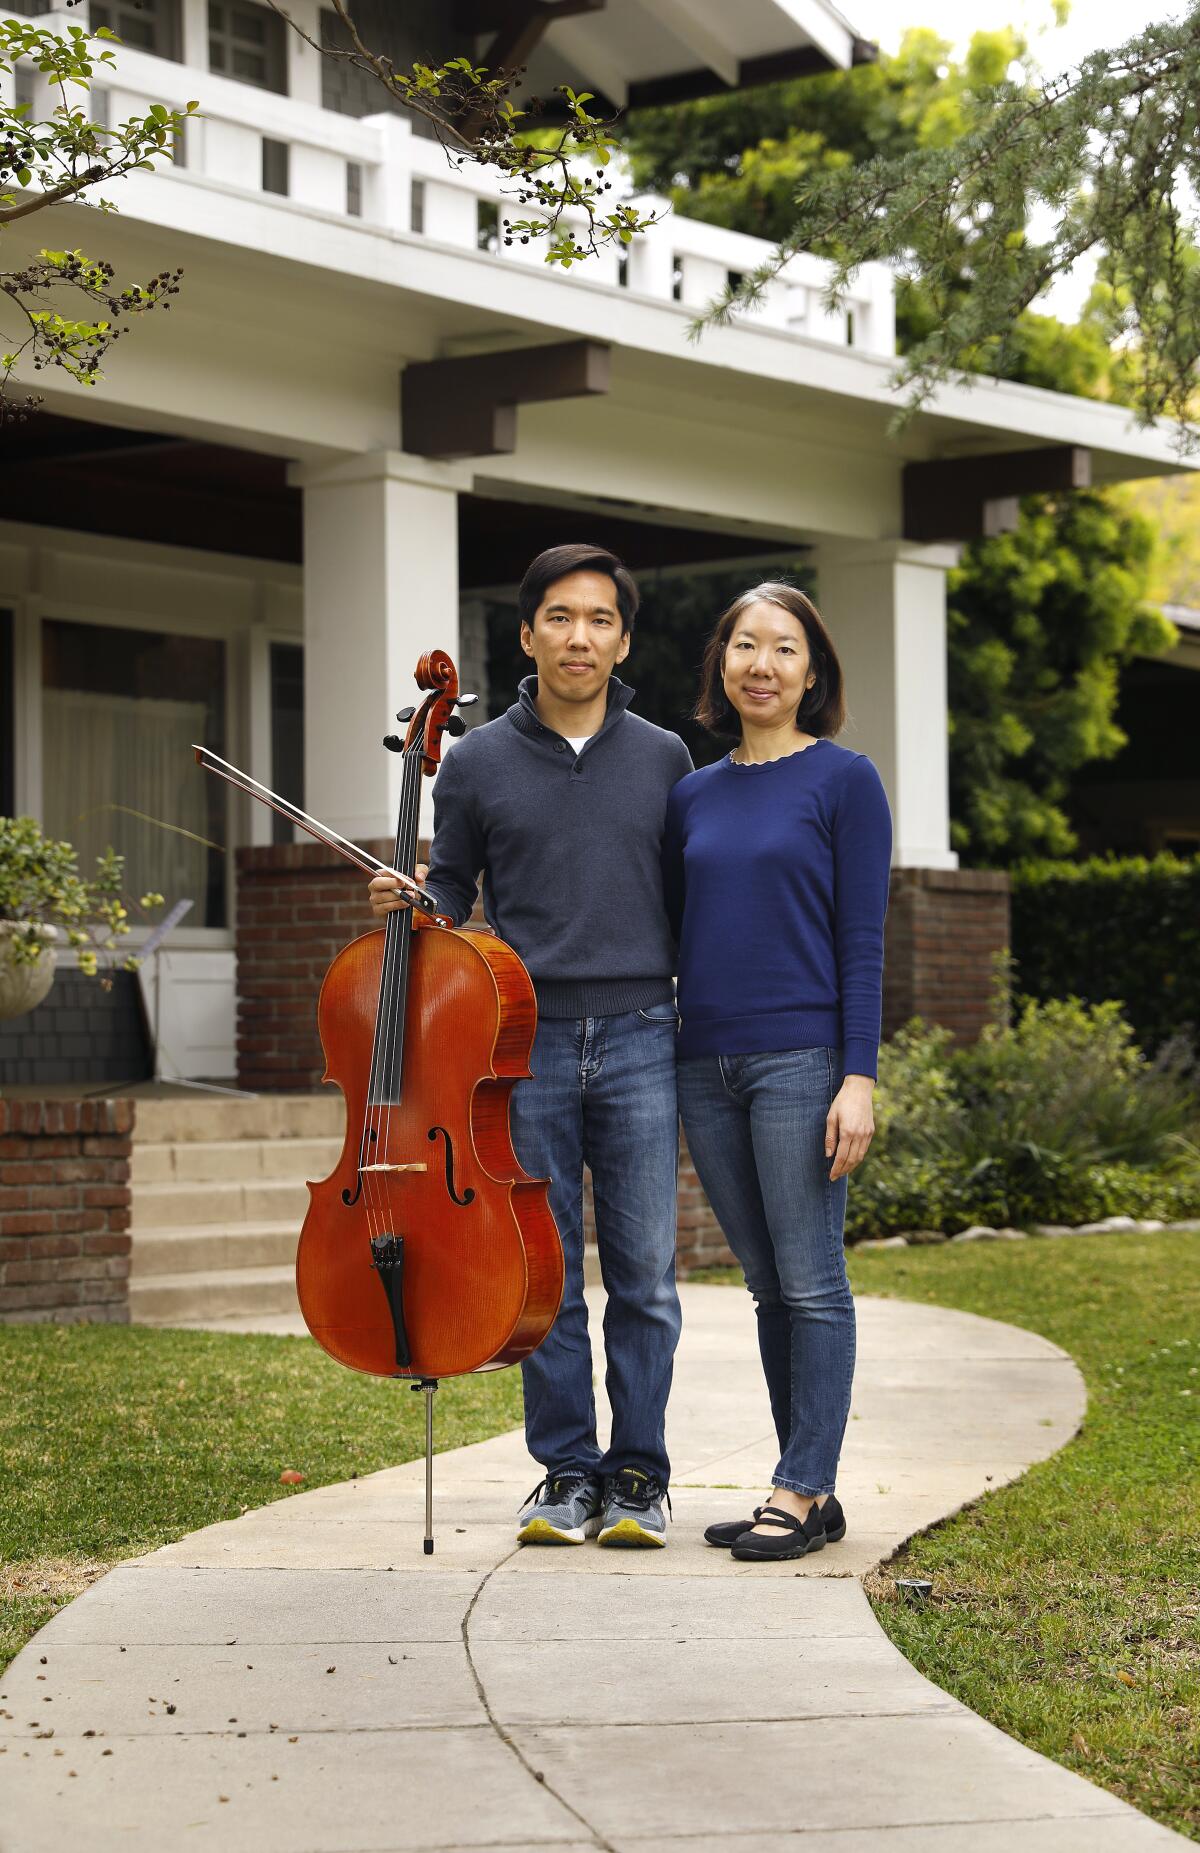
[0,921,59,1021]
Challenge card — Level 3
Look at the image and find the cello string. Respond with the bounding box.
[371,733,422,1258]
[379,734,424,1276]
[362,730,418,1256]
[365,738,413,1250]
[369,742,408,1239]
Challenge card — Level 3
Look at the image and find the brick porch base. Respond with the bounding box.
[0,1099,133,1324]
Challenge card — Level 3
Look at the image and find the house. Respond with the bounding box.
[1,0,1193,1090]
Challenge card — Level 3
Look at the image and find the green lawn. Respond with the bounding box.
[0,1325,523,1674]
[3,1237,1198,1840]
[713,1230,1200,1841]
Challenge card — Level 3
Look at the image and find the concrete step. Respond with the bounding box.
[130,1220,300,1279]
[129,1264,301,1325]
[131,1137,341,1187]
[131,1240,599,1322]
[130,1177,311,1232]
[133,1094,344,1146]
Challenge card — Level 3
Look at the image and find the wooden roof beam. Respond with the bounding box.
[626,34,877,110]
[903,445,1092,542]
[401,339,611,460]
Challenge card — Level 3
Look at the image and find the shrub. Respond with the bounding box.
[845,997,1200,1241]
[0,816,161,979]
[1010,855,1200,1058]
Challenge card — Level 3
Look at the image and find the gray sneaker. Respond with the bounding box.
[517,1471,603,1545]
[598,1467,669,1548]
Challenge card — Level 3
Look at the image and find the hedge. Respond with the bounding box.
[1010,855,1200,1058]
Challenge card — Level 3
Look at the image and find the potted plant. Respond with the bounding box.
[0,816,162,1021]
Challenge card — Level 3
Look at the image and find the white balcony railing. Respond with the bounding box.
[19,18,896,360]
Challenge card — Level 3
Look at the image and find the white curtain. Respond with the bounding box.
[42,689,211,911]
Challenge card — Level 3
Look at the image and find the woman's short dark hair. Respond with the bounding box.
[518,543,640,635]
[695,582,846,737]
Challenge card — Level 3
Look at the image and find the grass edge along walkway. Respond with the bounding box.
[706,1228,1199,1843]
[0,1326,525,1676]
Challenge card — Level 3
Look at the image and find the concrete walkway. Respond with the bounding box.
[0,1286,1186,1851]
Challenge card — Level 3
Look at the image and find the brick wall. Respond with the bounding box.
[883,867,1010,1044]
[0,1099,133,1324]
[235,839,393,1090]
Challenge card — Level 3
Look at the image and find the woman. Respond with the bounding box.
[663,582,891,1562]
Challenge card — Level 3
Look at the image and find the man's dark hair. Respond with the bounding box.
[518,543,640,635]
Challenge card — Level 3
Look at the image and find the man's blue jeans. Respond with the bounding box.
[677,1046,854,1497]
[510,1006,682,1485]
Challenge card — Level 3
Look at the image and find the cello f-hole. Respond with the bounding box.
[343,1124,377,1206]
[428,1124,476,1206]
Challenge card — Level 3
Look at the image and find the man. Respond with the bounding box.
[369,543,692,1546]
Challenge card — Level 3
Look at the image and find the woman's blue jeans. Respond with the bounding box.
[510,1005,683,1486]
[677,1046,854,1497]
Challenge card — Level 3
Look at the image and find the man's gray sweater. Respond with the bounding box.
[424,675,694,1018]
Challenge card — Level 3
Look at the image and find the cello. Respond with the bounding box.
[195,649,563,1551]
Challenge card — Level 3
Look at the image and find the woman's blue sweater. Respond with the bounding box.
[662,740,892,1076]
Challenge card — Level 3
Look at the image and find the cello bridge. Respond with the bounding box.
[360,1162,428,1174]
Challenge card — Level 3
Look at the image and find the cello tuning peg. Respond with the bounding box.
[444,715,466,738]
[382,734,404,752]
[453,694,479,709]
[396,706,417,723]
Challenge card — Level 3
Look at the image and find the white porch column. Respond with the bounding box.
[813,540,959,870]
[289,451,470,842]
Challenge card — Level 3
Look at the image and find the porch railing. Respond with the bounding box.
[20,17,896,360]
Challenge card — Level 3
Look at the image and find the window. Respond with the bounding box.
[318,5,408,119]
[261,136,289,196]
[410,178,425,234]
[208,0,287,94]
[41,621,228,929]
[477,199,498,254]
[269,643,303,845]
[346,160,362,218]
[91,0,182,60]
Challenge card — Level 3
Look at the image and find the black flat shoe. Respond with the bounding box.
[821,1494,847,1543]
[705,1494,846,1550]
[704,1506,763,1548]
[730,1501,827,1562]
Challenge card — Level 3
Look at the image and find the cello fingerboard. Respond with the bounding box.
[367,743,423,1104]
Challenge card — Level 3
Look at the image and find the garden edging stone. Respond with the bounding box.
[858,1217,1194,1249]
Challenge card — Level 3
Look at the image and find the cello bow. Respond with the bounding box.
[192,745,445,919]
